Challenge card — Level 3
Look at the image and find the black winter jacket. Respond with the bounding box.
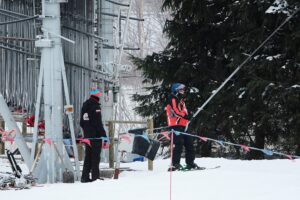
[80,97,106,138]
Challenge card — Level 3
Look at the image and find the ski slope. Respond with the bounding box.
[0,158,299,200]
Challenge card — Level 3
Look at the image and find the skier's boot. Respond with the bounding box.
[81,177,92,183]
[185,163,205,170]
[168,164,183,172]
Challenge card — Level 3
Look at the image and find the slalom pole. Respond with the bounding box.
[185,7,300,132]
[169,130,174,200]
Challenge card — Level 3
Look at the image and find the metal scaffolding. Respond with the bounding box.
[0,0,107,129]
[0,0,141,183]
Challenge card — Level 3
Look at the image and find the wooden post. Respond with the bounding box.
[147,118,153,171]
[22,120,27,136]
[0,121,4,154]
[108,121,114,168]
[77,143,84,161]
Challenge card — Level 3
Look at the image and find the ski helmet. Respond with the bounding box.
[171,83,186,94]
[90,87,101,97]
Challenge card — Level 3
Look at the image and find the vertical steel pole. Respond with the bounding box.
[33,0,74,183]
[60,52,81,181]
[30,62,44,166]
[100,0,114,125]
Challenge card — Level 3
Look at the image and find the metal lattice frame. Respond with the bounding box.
[0,0,113,133]
[0,0,140,183]
[0,0,115,183]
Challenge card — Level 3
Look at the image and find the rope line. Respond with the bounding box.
[1,128,299,160]
[167,130,300,160]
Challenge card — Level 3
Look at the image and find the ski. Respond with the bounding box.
[0,149,38,190]
[180,165,221,172]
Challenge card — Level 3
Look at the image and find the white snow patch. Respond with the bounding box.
[266,54,281,61]
[1,158,300,200]
[291,85,300,88]
[262,83,275,97]
[265,0,290,15]
[238,91,245,99]
[254,55,260,60]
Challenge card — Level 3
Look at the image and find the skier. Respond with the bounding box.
[80,87,106,182]
[166,83,201,171]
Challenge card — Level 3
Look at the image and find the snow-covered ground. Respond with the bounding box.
[1,157,299,200]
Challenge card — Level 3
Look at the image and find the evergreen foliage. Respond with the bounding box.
[131,0,300,159]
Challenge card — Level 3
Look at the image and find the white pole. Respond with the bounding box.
[30,62,44,166]
[60,52,81,181]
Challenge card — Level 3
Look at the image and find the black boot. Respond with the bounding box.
[81,177,92,183]
[185,163,205,170]
[168,163,183,171]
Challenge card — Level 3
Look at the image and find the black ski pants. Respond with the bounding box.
[82,140,102,181]
[170,126,195,166]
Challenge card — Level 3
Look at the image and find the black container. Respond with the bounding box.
[128,128,147,135]
[132,136,160,161]
[63,169,74,183]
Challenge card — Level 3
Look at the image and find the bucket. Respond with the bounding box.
[132,136,160,161]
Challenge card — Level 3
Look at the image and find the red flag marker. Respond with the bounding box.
[286,155,295,162]
[0,129,16,144]
[43,138,53,146]
[102,142,109,149]
[80,138,91,146]
[198,136,208,142]
[120,135,131,144]
[161,131,170,140]
[241,145,250,152]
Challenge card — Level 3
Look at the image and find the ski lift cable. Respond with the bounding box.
[185,6,300,131]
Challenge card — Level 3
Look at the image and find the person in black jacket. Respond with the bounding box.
[80,88,106,182]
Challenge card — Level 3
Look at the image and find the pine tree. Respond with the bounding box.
[132,0,300,159]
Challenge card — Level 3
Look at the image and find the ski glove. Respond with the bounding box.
[184,114,192,120]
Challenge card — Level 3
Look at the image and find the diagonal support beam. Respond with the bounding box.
[0,93,31,168]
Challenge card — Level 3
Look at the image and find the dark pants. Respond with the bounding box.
[81,140,102,181]
[171,126,195,166]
